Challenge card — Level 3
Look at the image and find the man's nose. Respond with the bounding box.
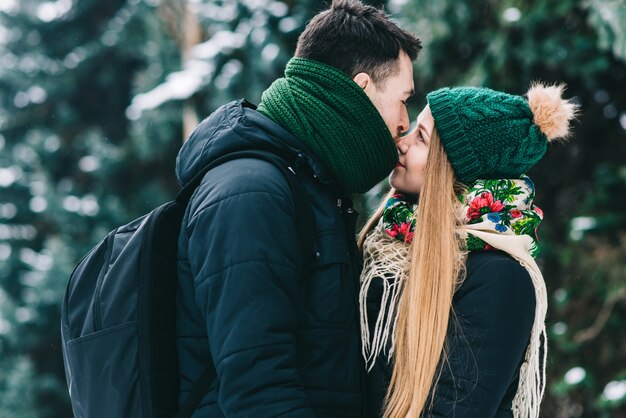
[397,108,410,136]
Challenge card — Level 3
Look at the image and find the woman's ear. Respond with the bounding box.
[353,72,371,90]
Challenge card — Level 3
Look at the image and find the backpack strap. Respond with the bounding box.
[175,149,314,418]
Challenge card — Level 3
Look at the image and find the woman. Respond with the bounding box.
[359,83,578,417]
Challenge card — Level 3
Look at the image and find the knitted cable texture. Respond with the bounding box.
[427,87,547,184]
[257,57,398,194]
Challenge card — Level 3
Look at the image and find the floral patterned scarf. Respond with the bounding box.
[382,175,543,256]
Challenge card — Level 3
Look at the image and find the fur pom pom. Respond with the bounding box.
[527,83,578,141]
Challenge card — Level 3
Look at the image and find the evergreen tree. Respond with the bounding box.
[0,0,183,415]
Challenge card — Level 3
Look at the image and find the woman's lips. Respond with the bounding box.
[396,162,405,168]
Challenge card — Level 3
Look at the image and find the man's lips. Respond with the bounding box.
[396,162,406,168]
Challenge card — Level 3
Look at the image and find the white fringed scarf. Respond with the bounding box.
[360,177,547,418]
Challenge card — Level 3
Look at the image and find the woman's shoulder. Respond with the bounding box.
[466,250,526,274]
[453,250,536,351]
[458,250,535,308]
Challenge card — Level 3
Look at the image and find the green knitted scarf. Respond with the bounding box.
[257,57,398,194]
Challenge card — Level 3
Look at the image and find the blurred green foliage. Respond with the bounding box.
[0,0,624,416]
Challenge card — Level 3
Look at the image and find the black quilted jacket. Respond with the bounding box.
[175,99,366,417]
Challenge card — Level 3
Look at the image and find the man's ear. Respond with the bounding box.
[353,72,371,90]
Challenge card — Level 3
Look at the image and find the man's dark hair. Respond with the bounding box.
[295,0,422,86]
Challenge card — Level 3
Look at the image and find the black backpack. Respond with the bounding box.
[61,150,313,418]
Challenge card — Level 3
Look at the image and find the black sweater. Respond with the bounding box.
[366,251,536,417]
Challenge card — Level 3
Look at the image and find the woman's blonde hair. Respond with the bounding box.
[358,128,467,417]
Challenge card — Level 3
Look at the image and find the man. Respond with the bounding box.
[175,0,421,416]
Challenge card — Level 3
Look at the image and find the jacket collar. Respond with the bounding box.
[176,99,337,192]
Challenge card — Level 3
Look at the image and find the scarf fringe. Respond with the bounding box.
[508,256,548,418]
[359,225,410,370]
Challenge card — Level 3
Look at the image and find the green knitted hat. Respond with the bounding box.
[426,84,577,184]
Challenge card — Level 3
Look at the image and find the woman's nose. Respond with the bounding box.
[396,129,417,154]
[395,136,408,154]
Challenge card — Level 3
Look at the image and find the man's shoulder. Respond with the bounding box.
[197,156,295,202]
